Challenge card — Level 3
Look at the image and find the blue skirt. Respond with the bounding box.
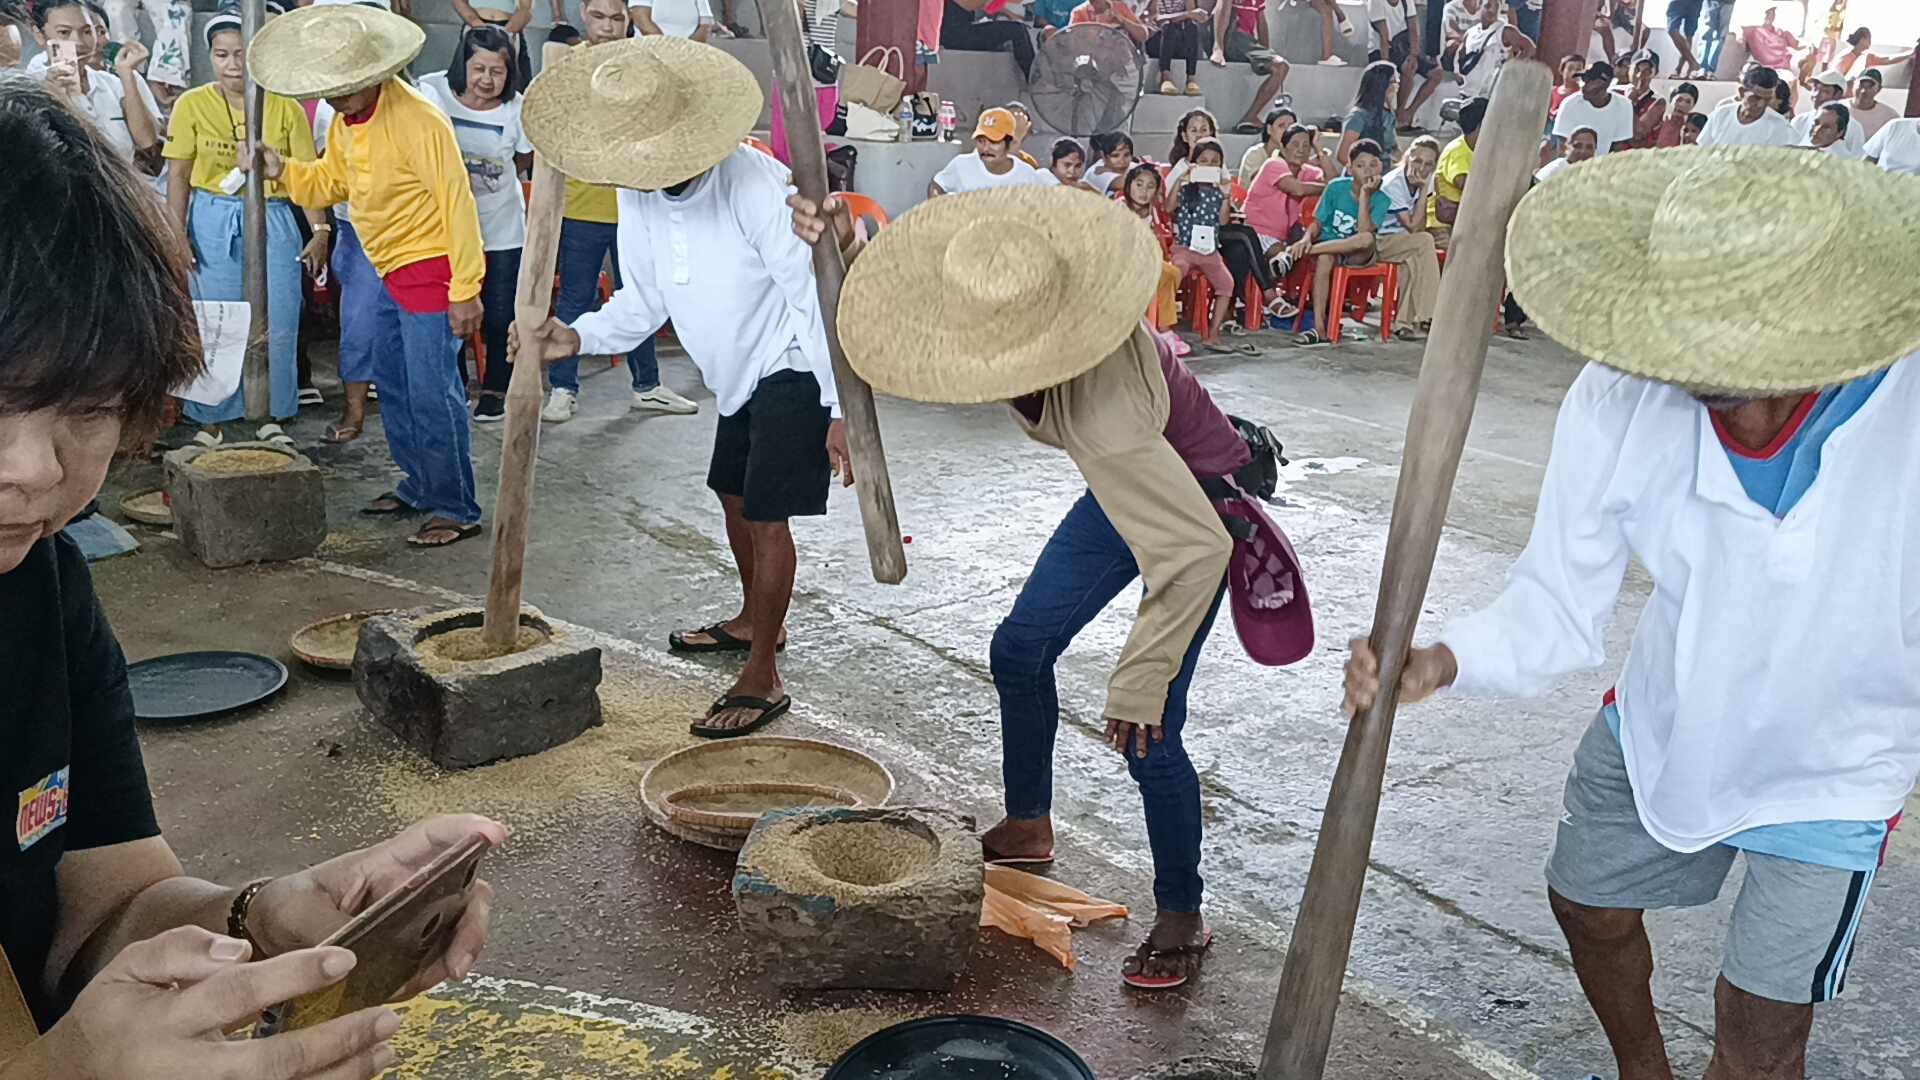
[184,191,303,424]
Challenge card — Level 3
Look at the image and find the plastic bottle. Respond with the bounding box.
[897,99,914,143]
[937,100,957,142]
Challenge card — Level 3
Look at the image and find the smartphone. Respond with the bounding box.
[47,38,77,66]
[1190,165,1224,185]
[101,39,118,64]
[255,834,489,1037]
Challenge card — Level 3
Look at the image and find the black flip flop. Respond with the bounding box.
[361,491,420,516]
[690,694,791,739]
[1121,927,1214,990]
[668,622,787,654]
[406,521,483,548]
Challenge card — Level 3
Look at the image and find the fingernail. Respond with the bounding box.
[374,1009,403,1038]
[210,936,251,961]
[321,949,358,978]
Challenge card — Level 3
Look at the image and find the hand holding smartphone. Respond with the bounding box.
[47,38,78,66]
[255,834,490,1037]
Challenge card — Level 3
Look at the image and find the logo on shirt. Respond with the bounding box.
[17,768,70,852]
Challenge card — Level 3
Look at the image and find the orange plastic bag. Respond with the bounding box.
[979,866,1129,971]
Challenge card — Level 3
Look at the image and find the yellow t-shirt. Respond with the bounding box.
[1430,135,1473,229]
[162,84,314,199]
[564,178,620,224]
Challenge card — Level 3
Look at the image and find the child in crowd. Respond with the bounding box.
[1682,111,1706,144]
[1045,137,1091,188]
[928,107,1045,196]
[1238,104,1297,185]
[1118,162,1181,330]
[1655,81,1699,146]
[1084,131,1135,195]
[1168,106,1216,164]
[1292,137,1392,346]
[1164,137,1234,339]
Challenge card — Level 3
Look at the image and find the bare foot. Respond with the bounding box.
[982,817,1055,863]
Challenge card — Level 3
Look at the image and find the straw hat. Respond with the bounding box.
[519,37,762,191]
[1507,146,1920,396]
[246,5,422,100]
[837,186,1162,404]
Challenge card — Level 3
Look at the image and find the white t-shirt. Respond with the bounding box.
[1848,98,1900,139]
[932,152,1046,193]
[1367,0,1413,47]
[638,0,714,38]
[419,72,532,251]
[1457,17,1511,101]
[1864,117,1920,176]
[1534,156,1573,183]
[1551,92,1635,155]
[1791,105,1866,155]
[1697,100,1798,147]
[1440,0,1477,39]
[34,62,160,164]
[1378,165,1421,234]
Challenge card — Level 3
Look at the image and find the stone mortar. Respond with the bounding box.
[162,441,325,568]
[733,806,982,991]
[353,605,603,770]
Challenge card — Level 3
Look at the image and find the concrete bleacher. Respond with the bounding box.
[102,0,1909,221]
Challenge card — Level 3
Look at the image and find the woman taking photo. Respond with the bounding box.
[420,27,530,423]
[162,10,325,446]
[1336,59,1398,166]
[1236,104,1296,187]
[1,73,505,1080]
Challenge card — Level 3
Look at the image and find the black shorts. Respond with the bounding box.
[706,370,832,523]
[1370,30,1438,75]
[1223,27,1279,73]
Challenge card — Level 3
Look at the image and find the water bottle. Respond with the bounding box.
[937,100,957,142]
[897,99,914,143]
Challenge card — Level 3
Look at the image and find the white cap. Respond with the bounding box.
[1809,69,1848,89]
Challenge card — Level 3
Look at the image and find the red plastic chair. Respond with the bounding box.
[745,136,778,158]
[1294,261,1399,343]
[1180,269,1218,342]
[836,192,889,241]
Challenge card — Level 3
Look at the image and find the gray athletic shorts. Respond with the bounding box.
[1546,711,1879,1005]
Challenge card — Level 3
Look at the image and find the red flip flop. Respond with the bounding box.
[1121,927,1214,990]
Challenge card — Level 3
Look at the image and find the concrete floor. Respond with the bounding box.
[96,325,1919,1079]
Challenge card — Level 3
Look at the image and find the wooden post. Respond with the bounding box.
[239,0,270,421]
[480,42,571,648]
[1256,60,1553,1080]
[1537,0,1601,67]
[762,0,909,586]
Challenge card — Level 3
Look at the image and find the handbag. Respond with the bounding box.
[908,91,940,140]
[843,101,900,141]
[808,43,842,86]
[1187,223,1217,255]
[841,46,908,115]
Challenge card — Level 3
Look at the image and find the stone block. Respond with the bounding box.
[353,606,603,770]
[162,442,326,568]
[733,807,982,990]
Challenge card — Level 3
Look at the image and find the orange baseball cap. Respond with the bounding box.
[973,107,1018,143]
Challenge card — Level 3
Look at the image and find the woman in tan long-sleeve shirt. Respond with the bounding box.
[790,187,1249,989]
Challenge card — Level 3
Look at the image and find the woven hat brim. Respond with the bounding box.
[838,187,1163,405]
[1506,146,1920,396]
[520,38,763,192]
[247,6,424,100]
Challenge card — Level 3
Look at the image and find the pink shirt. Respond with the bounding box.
[1743,24,1799,69]
[1243,159,1322,241]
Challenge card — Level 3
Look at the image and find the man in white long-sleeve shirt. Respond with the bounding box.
[1343,147,1920,1080]
[513,39,850,736]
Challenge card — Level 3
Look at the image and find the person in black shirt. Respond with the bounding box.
[0,75,506,1079]
[941,0,1037,78]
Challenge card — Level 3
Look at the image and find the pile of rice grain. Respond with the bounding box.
[747,820,937,899]
[416,625,548,673]
[775,1007,924,1063]
[192,448,293,474]
[371,665,711,835]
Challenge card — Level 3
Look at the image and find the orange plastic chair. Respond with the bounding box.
[745,136,778,158]
[1295,261,1398,342]
[1180,269,1218,341]
[835,192,889,241]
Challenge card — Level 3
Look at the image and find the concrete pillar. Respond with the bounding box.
[1539,0,1603,63]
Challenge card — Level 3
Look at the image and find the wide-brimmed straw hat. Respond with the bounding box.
[838,186,1162,404]
[1507,146,1920,396]
[520,37,762,191]
[247,5,423,100]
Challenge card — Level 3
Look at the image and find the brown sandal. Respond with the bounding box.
[323,423,363,444]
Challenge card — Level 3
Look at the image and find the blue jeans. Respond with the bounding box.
[549,218,657,394]
[330,218,388,385]
[1699,0,1733,70]
[1506,0,1541,40]
[991,491,1226,913]
[184,192,301,424]
[366,281,482,526]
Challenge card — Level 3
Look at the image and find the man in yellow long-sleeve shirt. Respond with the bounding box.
[247,4,486,547]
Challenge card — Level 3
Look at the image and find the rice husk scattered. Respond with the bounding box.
[775,1007,925,1063]
[747,820,937,899]
[416,625,548,672]
[371,665,711,835]
[192,448,294,474]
